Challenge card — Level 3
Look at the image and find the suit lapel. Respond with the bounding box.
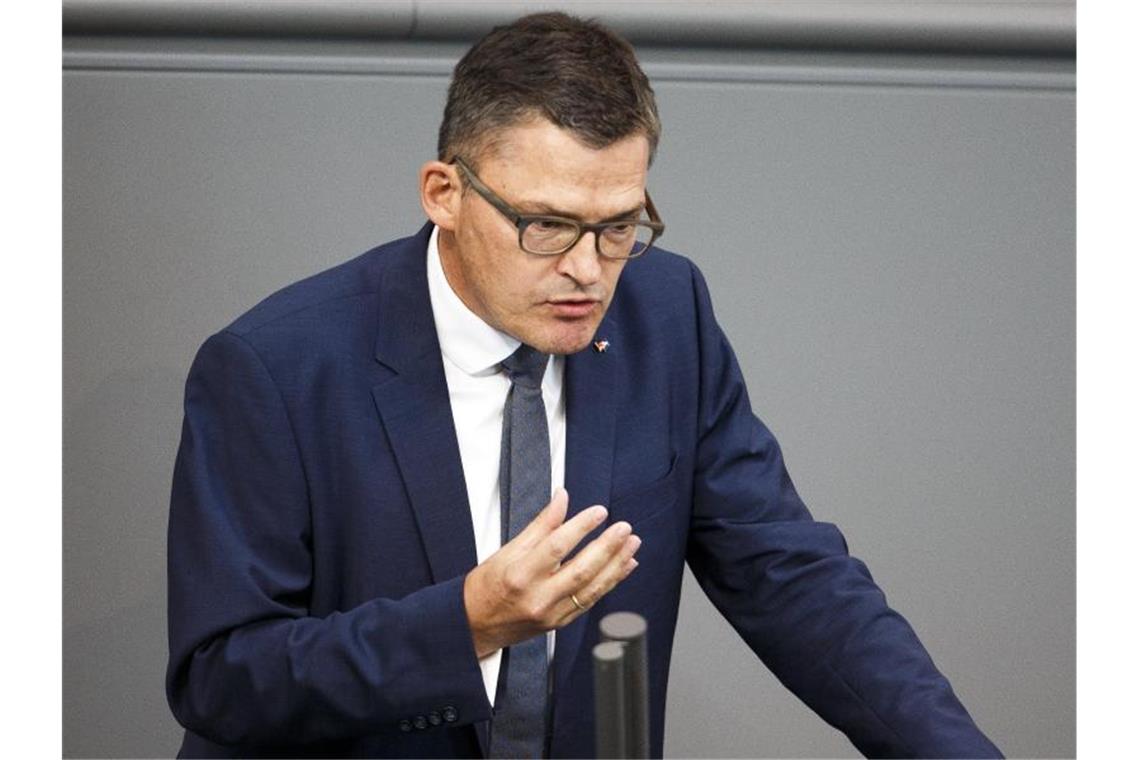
[370,226,478,586]
[554,313,619,695]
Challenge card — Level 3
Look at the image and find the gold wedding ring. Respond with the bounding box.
[570,593,587,611]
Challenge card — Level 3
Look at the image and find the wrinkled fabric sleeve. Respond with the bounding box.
[683,262,1001,759]
[166,331,491,748]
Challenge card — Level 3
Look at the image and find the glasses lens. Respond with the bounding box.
[599,222,656,259]
[520,220,657,257]
[521,220,580,253]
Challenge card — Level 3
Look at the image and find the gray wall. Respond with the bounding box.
[63,2,1075,757]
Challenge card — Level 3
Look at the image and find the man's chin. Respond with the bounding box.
[526,321,603,356]
[529,336,591,356]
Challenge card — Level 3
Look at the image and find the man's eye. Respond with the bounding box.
[602,224,634,240]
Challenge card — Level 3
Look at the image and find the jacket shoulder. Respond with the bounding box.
[610,246,703,329]
[221,231,421,339]
[618,247,696,295]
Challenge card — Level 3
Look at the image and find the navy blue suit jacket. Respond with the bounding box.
[167,224,1001,758]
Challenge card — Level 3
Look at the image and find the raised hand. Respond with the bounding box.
[462,488,642,658]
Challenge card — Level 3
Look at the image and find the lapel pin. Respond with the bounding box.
[592,340,610,354]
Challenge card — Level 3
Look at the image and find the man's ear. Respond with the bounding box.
[419,161,462,231]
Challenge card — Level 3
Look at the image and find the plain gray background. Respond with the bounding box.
[63,2,1075,757]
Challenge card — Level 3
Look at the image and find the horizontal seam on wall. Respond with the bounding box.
[61,53,1076,92]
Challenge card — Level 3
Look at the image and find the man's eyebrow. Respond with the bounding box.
[517,201,646,223]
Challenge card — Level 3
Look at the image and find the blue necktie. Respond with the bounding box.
[490,344,551,758]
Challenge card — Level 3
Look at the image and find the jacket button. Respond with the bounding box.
[398,719,412,732]
[413,715,428,730]
[442,705,458,723]
[428,711,442,726]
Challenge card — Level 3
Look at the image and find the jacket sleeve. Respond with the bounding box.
[682,262,1001,759]
[165,330,491,748]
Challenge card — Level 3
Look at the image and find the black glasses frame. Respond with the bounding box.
[451,157,665,259]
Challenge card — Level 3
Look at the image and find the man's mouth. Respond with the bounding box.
[547,299,601,318]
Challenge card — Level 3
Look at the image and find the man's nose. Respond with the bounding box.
[555,231,603,286]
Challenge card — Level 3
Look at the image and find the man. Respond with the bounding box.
[166,12,1001,759]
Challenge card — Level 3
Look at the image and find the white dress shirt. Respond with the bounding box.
[425,225,566,705]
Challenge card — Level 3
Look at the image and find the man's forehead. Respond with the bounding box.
[476,118,650,176]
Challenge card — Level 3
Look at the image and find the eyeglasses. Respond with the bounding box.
[452,157,664,259]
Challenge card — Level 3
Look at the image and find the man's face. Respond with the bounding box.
[437,119,650,355]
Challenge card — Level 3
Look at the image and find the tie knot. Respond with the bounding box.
[501,344,549,389]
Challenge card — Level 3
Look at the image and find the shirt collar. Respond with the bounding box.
[426,225,520,376]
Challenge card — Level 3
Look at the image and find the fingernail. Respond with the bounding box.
[614,521,632,538]
[628,535,642,552]
[627,558,639,572]
[592,505,608,522]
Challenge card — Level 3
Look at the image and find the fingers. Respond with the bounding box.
[522,502,610,574]
[489,490,642,641]
[513,488,571,549]
[552,523,641,625]
[554,537,638,628]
